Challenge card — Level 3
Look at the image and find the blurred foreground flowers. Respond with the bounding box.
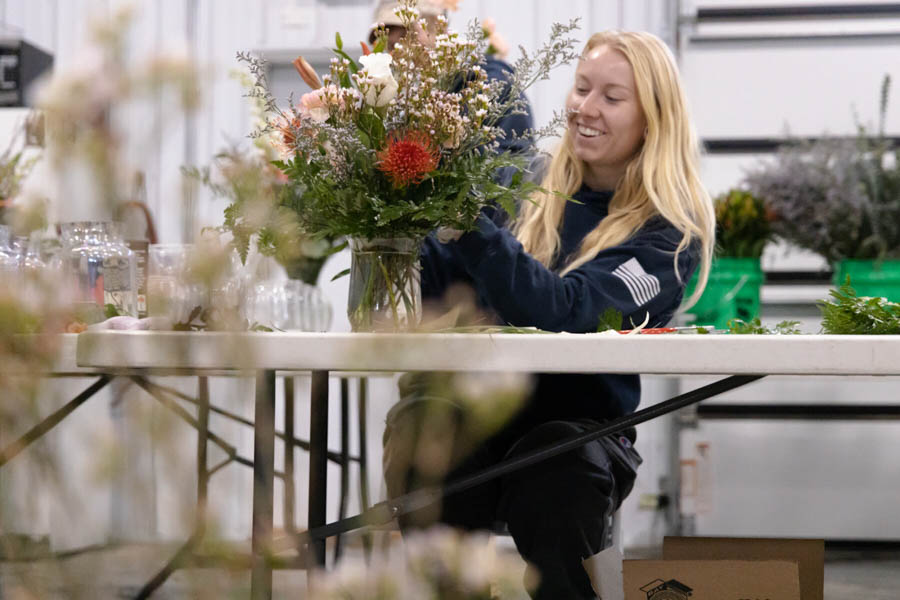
[311,526,532,599]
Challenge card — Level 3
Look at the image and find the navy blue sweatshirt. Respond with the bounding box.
[419,185,699,427]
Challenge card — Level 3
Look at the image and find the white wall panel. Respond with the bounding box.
[684,41,900,139]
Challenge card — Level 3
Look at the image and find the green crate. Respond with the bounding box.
[684,257,763,329]
[833,259,900,302]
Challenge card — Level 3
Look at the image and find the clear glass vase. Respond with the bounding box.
[57,221,137,323]
[0,225,17,274]
[348,237,421,332]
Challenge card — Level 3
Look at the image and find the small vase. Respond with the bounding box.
[348,237,421,332]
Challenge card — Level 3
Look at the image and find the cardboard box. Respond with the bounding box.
[624,559,800,600]
[663,537,824,600]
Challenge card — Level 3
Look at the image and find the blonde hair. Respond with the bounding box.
[513,31,714,309]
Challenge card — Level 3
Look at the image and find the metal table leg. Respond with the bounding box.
[308,370,329,569]
[251,370,276,600]
[334,378,350,562]
[284,376,296,539]
[0,375,112,467]
[357,377,373,561]
[135,376,210,599]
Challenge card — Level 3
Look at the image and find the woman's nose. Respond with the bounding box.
[577,94,602,118]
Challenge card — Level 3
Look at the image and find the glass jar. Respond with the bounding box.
[348,237,421,332]
[20,231,46,272]
[0,224,17,274]
[58,221,137,322]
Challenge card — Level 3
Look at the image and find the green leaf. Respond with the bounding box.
[335,32,343,50]
[332,48,359,74]
[597,307,623,332]
[330,268,351,282]
[104,304,121,319]
[818,275,900,334]
[357,110,385,147]
[324,239,349,257]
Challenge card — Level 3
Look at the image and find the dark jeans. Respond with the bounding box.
[382,393,641,599]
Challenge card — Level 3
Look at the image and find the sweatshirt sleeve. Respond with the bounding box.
[453,215,697,333]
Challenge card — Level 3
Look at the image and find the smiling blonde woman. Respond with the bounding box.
[384,30,715,600]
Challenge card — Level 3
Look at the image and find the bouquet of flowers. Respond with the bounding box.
[240,0,578,330]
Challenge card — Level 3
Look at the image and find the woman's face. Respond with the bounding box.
[566,45,647,190]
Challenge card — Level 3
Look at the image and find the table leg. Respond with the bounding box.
[0,375,112,467]
[134,376,210,600]
[308,370,329,569]
[357,377,373,561]
[334,378,350,562]
[284,376,296,538]
[251,370,276,600]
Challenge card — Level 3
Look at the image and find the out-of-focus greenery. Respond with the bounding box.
[186,148,343,286]
[726,318,802,335]
[713,188,774,258]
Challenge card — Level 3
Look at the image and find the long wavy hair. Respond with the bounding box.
[513,31,714,309]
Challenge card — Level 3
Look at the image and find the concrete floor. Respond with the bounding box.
[1,540,898,599]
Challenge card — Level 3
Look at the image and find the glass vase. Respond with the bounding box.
[57,221,137,323]
[348,237,421,332]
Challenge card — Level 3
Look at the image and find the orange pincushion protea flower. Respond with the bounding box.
[376,131,440,188]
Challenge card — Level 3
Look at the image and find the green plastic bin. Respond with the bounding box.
[684,257,763,329]
[833,259,900,302]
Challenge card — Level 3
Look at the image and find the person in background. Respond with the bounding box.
[383,30,715,599]
[368,0,534,153]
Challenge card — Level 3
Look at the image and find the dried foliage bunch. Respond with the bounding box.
[238,0,579,242]
[744,76,900,262]
[712,188,774,258]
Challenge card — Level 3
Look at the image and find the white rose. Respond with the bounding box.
[359,53,398,107]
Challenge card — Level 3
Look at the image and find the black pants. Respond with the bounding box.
[383,393,641,599]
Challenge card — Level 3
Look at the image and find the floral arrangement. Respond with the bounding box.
[712,188,774,258]
[238,0,578,329]
[744,75,900,262]
[241,1,576,241]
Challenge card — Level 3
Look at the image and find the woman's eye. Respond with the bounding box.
[606,96,621,103]
[576,88,589,94]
